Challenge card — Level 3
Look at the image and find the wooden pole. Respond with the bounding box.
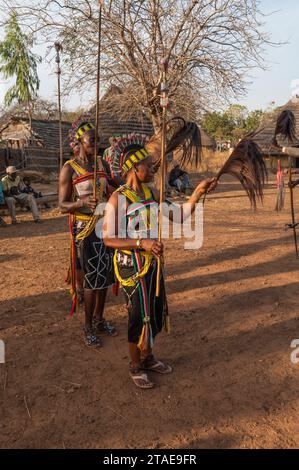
[282,147,299,258]
[94,4,102,198]
[156,58,169,297]
[288,155,299,258]
[54,42,63,172]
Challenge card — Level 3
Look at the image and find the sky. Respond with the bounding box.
[238,0,299,111]
[0,0,299,112]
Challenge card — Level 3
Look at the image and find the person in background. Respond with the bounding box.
[1,166,41,224]
[21,177,51,211]
[168,164,192,193]
[0,180,7,227]
[21,177,43,198]
[59,117,118,346]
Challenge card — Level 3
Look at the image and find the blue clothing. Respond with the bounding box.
[0,182,4,205]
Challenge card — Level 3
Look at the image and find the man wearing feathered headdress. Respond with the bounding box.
[59,113,118,346]
[103,132,216,389]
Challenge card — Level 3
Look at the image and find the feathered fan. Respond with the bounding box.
[213,139,268,209]
[146,117,202,171]
[211,109,298,208]
[271,109,297,147]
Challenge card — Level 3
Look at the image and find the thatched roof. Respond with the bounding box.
[93,86,216,149]
[199,128,216,148]
[97,109,154,149]
[0,87,216,153]
[90,86,153,148]
[0,117,71,150]
[253,99,299,153]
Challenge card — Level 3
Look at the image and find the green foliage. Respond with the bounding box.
[245,109,264,133]
[201,105,264,143]
[0,11,41,109]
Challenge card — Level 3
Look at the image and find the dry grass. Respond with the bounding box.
[178,148,231,175]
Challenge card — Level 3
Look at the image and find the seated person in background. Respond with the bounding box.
[1,166,41,224]
[168,164,192,193]
[21,177,51,211]
[0,181,7,227]
[21,177,43,198]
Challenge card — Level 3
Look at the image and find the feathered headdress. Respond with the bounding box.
[104,118,202,177]
[103,133,151,177]
[68,111,95,149]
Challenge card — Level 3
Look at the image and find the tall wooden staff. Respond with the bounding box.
[282,147,299,258]
[54,42,63,171]
[156,58,169,297]
[287,156,298,258]
[288,156,298,257]
[94,3,102,198]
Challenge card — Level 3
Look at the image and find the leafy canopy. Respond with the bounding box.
[201,105,264,142]
[0,11,41,108]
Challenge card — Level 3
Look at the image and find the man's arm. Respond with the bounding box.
[151,178,216,223]
[59,164,97,214]
[59,165,81,213]
[1,179,10,197]
[103,192,138,250]
[59,164,98,213]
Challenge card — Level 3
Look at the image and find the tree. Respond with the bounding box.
[5,1,270,133]
[226,105,247,129]
[201,105,264,143]
[201,111,235,141]
[0,11,41,126]
[245,109,264,134]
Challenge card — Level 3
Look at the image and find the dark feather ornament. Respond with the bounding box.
[146,117,202,171]
[166,117,202,167]
[271,110,297,147]
[216,139,268,209]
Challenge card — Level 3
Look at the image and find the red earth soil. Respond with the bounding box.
[1,176,299,448]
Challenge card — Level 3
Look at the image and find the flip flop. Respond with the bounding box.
[83,327,102,347]
[129,368,155,389]
[141,354,173,374]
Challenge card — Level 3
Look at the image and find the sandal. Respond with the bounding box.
[141,354,173,374]
[94,318,118,337]
[83,327,102,347]
[129,366,155,389]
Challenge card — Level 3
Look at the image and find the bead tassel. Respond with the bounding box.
[137,315,153,351]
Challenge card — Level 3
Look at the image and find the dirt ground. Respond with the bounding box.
[1,175,299,449]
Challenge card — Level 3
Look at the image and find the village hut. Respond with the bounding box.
[253,99,299,172]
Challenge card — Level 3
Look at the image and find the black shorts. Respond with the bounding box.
[118,260,167,344]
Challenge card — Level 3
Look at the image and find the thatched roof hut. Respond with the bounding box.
[199,128,216,149]
[0,87,216,172]
[0,117,71,151]
[252,99,299,171]
[0,118,71,173]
